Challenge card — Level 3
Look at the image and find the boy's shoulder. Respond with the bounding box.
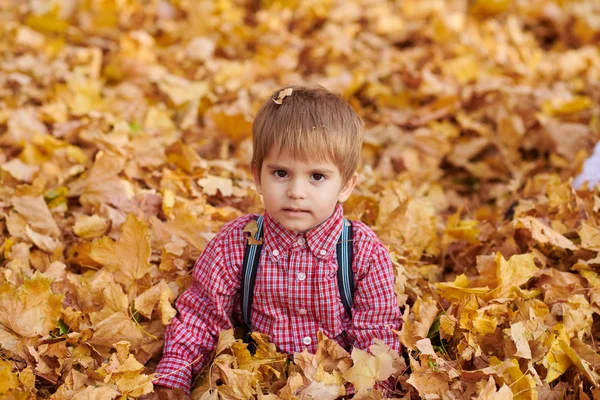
[215,213,260,244]
[349,219,380,242]
[348,219,389,259]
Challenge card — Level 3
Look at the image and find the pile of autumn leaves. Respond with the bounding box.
[1,0,600,398]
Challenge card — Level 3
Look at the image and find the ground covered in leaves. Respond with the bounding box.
[1,0,600,399]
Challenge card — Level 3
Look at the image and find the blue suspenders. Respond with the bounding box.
[241,217,354,331]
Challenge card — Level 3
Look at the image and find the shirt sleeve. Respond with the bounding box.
[346,241,402,356]
[153,228,241,394]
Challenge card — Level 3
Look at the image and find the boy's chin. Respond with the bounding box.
[280,222,314,233]
[276,218,319,233]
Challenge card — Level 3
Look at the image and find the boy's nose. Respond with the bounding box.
[286,181,306,199]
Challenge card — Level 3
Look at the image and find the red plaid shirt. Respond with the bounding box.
[154,204,401,394]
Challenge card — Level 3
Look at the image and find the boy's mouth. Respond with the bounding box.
[283,208,309,213]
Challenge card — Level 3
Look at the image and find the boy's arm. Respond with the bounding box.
[346,242,402,354]
[153,231,241,394]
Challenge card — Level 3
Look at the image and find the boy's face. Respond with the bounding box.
[253,147,357,233]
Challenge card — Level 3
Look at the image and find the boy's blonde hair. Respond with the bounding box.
[252,85,364,183]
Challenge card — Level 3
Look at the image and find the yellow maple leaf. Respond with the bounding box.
[11,195,60,237]
[159,284,177,325]
[489,357,537,400]
[342,348,397,391]
[435,274,489,301]
[315,331,352,373]
[398,294,439,350]
[197,174,234,197]
[514,217,578,250]
[90,213,152,298]
[477,376,513,400]
[243,220,264,245]
[73,215,110,239]
[68,152,133,209]
[0,360,20,394]
[134,281,164,319]
[578,222,600,251]
[543,326,572,384]
[0,274,63,338]
[495,252,539,298]
[405,354,450,396]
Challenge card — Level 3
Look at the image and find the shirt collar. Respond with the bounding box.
[263,204,344,260]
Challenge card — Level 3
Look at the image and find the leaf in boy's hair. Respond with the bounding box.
[273,88,293,104]
[243,220,263,245]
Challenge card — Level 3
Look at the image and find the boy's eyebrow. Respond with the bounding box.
[265,164,336,174]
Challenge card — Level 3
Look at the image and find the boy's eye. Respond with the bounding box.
[274,170,287,178]
[311,173,325,181]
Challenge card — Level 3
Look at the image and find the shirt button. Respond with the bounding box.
[319,249,327,256]
[272,249,279,256]
[297,237,306,245]
[297,272,306,281]
[298,308,307,315]
[302,336,312,345]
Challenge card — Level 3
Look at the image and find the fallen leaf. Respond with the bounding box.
[273,88,293,104]
[0,274,63,338]
[515,217,578,250]
[343,348,397,391]
[73,215,110,239]
[90,214,152,298]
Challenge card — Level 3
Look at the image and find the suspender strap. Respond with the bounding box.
[241,215,264,330]
[241,217,354,331]
[336,219,354,318]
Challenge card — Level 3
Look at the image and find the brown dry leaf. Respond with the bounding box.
[277,371,304,399]
[1,159,39,182]
[197,175,234,197]
[435,274,489,301]
[544,328,573,384]
[514,217,578,250]
[88,310,145,350]
[68,152,133,209]
[25,225,60,252]
[243,220,264,245]
[398,294,439,350]
[0,274,63,338]
[535,269,587,304]
[491,358,538,399]
[157,74,211,107]
[474,376,513,400]
[159,284,177,325]
[508,321,532,360]
[11,195,60,237]
[294,350,318,382]
[315,331,352,373]
[378,198,438,258]
[134,281,165,319]
[342,348,397,391]
[215,329,238,356]
[73,215,110,239]
[301,376,345,400]
[405,354,450,396]
[70,385,120,400]
[273,88,293,105]
[90,213,152,298]
[495,252,539,298]
[559,338,599,386]
[0,359,20,394]
[579,223,600,251]
[213,361,257,399]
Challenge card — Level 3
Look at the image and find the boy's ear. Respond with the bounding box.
[252,163,263,195]
[338,172,358,203]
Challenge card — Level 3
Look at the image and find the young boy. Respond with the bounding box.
[151,85,402,398]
